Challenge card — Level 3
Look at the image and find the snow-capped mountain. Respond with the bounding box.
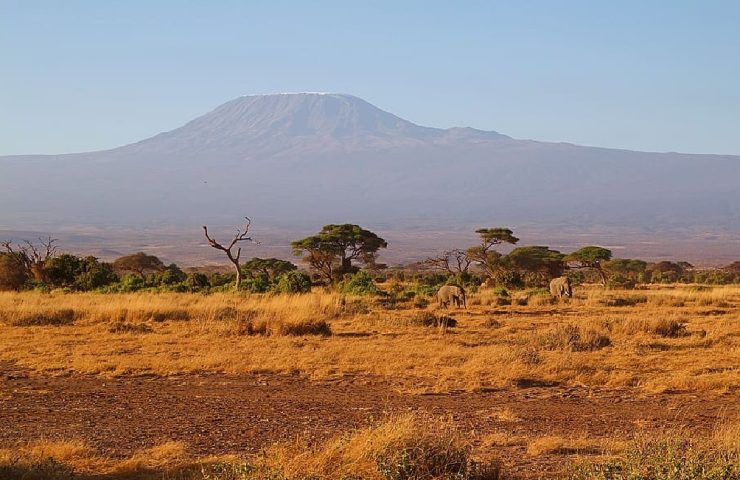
[1,93,738,231]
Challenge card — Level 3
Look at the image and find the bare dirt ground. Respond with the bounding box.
[2,363,735,478]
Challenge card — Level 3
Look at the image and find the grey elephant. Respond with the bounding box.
[549,276,573,299]
[437,285,467,308]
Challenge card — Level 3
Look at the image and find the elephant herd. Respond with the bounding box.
[435,276,572,309]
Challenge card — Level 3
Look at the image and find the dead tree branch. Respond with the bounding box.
[202,217,258,290]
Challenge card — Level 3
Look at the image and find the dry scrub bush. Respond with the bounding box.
[226,318,332,336]
[367,311,457,329]
[0,441,90,480]
[527,293,557,306]
[113,441,190,473]
[602,295,648,307]
[109,321,154,334]
[258,414,502,480]
[527,436,604,456]
[698,298,731,308]
[0,453,74,480]
[615,317,688,338]
[571,435,740,480]
[411,311,457,328]
[2,308,76,326]
[106,307,191,323]
[475,289,512,307]
[511,346,542,365]
[648,296,686,307]
[484,318,503,328]
[538,324,611,352]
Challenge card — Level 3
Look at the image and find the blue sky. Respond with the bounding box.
[1,0,739,155]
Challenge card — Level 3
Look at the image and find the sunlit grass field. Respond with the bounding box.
[1,284,738,393]
[1,284,738,479]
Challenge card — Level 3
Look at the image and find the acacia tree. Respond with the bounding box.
[565,246,612,286]
[422,249,471,274]
[646,261,692,284]
[202,217,257,290]
[113,252,165,278]
[2,236,58,282]
[0,252,28,291]
[604,258,647,286]
[466,228,519,280]
[242,258,297,283]
[506,246,565,286]
[291,224,387,284]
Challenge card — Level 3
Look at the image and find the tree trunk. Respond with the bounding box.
[232,260,242,290]
[340,256,352,275]
[597,267,608,287]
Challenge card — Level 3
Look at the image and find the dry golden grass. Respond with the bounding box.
[260,413,500,480]
[0,415,501,480]
[0,285,738,393]
[0,439,240,480]
[713,419,740,454]
[526,436,604,456]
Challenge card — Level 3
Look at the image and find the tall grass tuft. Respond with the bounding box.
[4,309,76,327]
[538,324,611,352]
[258,413,502,480]
[571,436,739,480]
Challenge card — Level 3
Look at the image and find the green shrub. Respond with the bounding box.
[153,264,187,286]
[493,287,509,297]
[185,273,210,291]
[74,258,118,290]
[242,273,270,293]
[274,271,312,294]
[115,274,148,292]
[494,271,524,289]
[44,254,83,287]
[339,271,379,295]
[411,284,438,298]
[210,272,236,288]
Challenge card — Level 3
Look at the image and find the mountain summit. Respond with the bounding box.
[0,94,738,231]
[125,93,509,155]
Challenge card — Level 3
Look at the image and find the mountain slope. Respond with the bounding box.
[0,93,738,231]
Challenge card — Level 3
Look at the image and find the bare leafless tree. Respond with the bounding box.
[422,249,472,274]
[202,217,258,290]
[2,236,58,281]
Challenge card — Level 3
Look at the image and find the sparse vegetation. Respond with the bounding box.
[571,435,739,480]
[3,308,76,326]
[1,229,739,480]
[0,284,736,393]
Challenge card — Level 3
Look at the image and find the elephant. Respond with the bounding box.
[437,285,467,309]
[549,276,573,299]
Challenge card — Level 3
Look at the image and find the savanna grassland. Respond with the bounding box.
[1,284,738,479]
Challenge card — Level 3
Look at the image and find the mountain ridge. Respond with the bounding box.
[0,93,738,234]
